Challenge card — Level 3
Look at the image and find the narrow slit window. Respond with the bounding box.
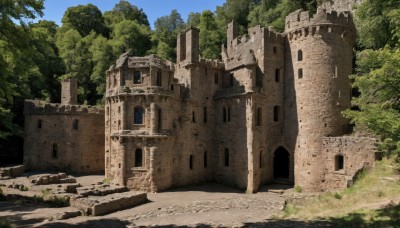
[229,74,234,87]
[158,109,162,130]
[204,151,208,168]
[223,107,227,122]
[273,106,280,122]
[257,107,262,126]
[52,143,58,159]
[134,70,142,84]
[298,68,303,79]
[38,119,42,129]
[273,46,277,54]
[192,111,196,123]
[224,148,230,167]
[189,155,194,170]
[203,106,207,123]
[275,69,280,82]
[156,70,162,86]
[135,148,143,167]
[227,107,231,122]
[259,150,263,168]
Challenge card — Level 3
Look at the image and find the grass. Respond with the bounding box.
[282,157,400,225]
[30,188,69,207]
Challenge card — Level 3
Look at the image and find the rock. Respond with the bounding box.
[53,210,82,220]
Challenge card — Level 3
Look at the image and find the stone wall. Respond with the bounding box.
[322,136,378,190]
[24,100,105,174]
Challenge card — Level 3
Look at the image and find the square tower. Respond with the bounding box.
[61,78,78,105]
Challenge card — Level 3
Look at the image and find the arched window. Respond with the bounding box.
[224,148,230,167]
[135,148,143,167]
[273,106,280,122]
[298,49,303,61]
[73,119,79,130]
[335,155,344,171]
[52,143,58,159]
[298,68,303,79]
[134,107,144,124]
[189,155,194,170]
[204,151,208,168]
[223,107,227,122]
[256,107,262,126]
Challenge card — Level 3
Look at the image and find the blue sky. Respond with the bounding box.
[37,0,226,28]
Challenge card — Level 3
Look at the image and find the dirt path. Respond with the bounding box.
[1,183,286,227]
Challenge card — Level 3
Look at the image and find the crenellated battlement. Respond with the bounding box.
[285,6,355,35]
[24,99,104,116]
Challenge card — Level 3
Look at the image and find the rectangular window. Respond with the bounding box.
[214,72,219,84]
[203,106,207,123]
[224,148,230,167]
[204,151,208,168]
[134,70,142,84]
[73,119,79,130]
[52,143,58,159]
[135,149,143,167]
[273,46,277,54]
[275,69,280,82]
[156,70,162,86]
[38,119,42,129]
[229,74,234,87]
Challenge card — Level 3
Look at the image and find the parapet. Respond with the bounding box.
[24,99,104,116]
[112,54,174,72]
[285,5,355,34]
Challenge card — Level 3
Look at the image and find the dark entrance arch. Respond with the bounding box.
[274,146,290,179]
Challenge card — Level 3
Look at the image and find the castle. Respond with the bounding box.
[24,2,378,192]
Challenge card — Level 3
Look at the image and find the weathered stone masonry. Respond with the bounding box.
[24,79,105,174]
[24,1,378,192]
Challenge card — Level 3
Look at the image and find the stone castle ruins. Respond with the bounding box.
[24,1,378,193]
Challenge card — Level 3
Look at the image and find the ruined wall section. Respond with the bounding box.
[24,100,104,173]
[322,136,378,190]
[285,8,356,191]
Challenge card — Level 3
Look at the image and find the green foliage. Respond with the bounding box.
[187,12,201,27]
[0,217,13,228]
[334,192,342,200]
[199,11,222,59]
[104,0,149,28]
[61,4,108,37]
[294,185,302,193]
[152,10,185,61]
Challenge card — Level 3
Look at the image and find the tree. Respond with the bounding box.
[109,20,151,57]
[61,4,108,37]
[199,11,222,59]
[343,0,400,157]
[104,0,150,29]
[187,12,201,27]
[0,0,44,139]
[152,10,185,61]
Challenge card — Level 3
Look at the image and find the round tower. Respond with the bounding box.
[285,8,356,191]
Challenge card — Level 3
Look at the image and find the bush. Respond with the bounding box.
[294,185,302,193]
[0,218,13,228]
[334,192,342,200]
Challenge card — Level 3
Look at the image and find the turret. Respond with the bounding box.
[61,78,78,105]
[284,7,356,191]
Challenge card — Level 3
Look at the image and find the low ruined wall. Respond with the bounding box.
[0,165,25,178]
[322,136,378,190]
[70,192,147,216]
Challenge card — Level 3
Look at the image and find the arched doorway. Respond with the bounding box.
[274,146,290,179]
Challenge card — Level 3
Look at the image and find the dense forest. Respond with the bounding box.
[0,0,399,163]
